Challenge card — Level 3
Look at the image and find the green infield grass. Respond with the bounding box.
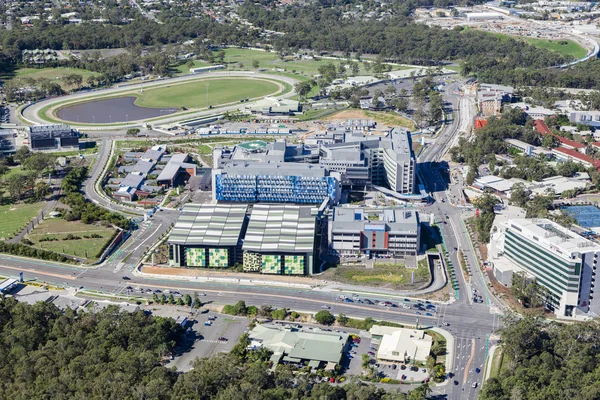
[131,78,281,109]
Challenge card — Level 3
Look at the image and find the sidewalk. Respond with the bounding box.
[135,264,452,302]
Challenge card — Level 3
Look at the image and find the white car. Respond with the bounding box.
[321,305,330,309]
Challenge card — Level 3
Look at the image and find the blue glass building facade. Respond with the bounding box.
[215,174,339,203]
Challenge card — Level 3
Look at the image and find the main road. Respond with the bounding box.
[417,78,503,399]
[0,76,502,399]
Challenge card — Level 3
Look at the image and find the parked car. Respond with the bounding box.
[475,368,480,373]
[426,312,433,317]
[454,380,459,385]
[472,382,478,388]
[400,365,406,370]
[218,337,228,341]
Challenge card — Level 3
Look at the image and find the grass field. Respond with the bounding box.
[0,202,44,239]
[172,60,211,75]
[204,48,372,78]
[326,109,415,130]
[475,29,587,59]
[9,67,100,90]
[329,263,430,289]
[521,37,587,59]
[129,78,280,109]
[26,218,115,260]
[198,144,212,155]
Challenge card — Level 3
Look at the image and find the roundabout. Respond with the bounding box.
[21,72,298,130]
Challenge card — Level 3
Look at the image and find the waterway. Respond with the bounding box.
[56,96,178,123]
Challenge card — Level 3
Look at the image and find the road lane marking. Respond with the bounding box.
[0,264,76,281]
[132,282,438,320]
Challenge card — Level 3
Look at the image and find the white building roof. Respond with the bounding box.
[371,325,433,363]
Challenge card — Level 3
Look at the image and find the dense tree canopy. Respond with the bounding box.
[0,298,431,400]
[0,299,184,399]
[481,314,600,400]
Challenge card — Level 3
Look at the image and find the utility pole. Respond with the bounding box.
[206,83,209,108]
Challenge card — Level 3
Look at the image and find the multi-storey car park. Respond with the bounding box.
[490,218,600,319]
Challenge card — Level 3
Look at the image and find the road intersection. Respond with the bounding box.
[1,75,505,399]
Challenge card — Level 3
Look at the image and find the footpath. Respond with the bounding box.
[135,264,452,302]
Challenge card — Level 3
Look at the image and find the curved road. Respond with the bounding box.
[0,77,503,399]
[22,71,300,130]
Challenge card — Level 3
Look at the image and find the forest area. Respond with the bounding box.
[481,314,600,400]
[0,298,431,400]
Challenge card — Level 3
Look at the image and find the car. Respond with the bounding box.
[454,380,459,385]
[217,337,228,341]
[164,290,170,294]
[404,298,410,302]
[426,312,433,317]
[122,276,131,280]
[454,247,458,251]
[400,365,406,370]
[199,293,206,296]
[401,375,407,380]
[410,366,419,372]
[422,368,427,373]
[415,311,421,315]
[368,352,375,356]
[153,289,162,293]
[363,299,373,305]
[125,286,133,290]
[321,305,330,309]
[444,322,450,326]
[391,364,397,370]
[472,382,478,388]
[475,368,480,373]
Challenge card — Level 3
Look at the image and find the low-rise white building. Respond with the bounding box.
[371,325,433,363]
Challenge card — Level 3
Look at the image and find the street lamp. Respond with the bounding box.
[206,84,209,108]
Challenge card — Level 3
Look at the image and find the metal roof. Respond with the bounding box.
[249,324,347,364]
[168,204,248,246]
[243,204,316,253]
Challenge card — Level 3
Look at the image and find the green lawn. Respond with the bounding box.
[172,60,211,75]
[208,48,371,78]
[11,67,100,90]
[0,202,44,239]
[198,144,212,155]
[521,37,587,59]
[477,30,587,59]
[488,348,505,380]
[133,78,280,109]
[26,218,116,260]
[330,263,430,289]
